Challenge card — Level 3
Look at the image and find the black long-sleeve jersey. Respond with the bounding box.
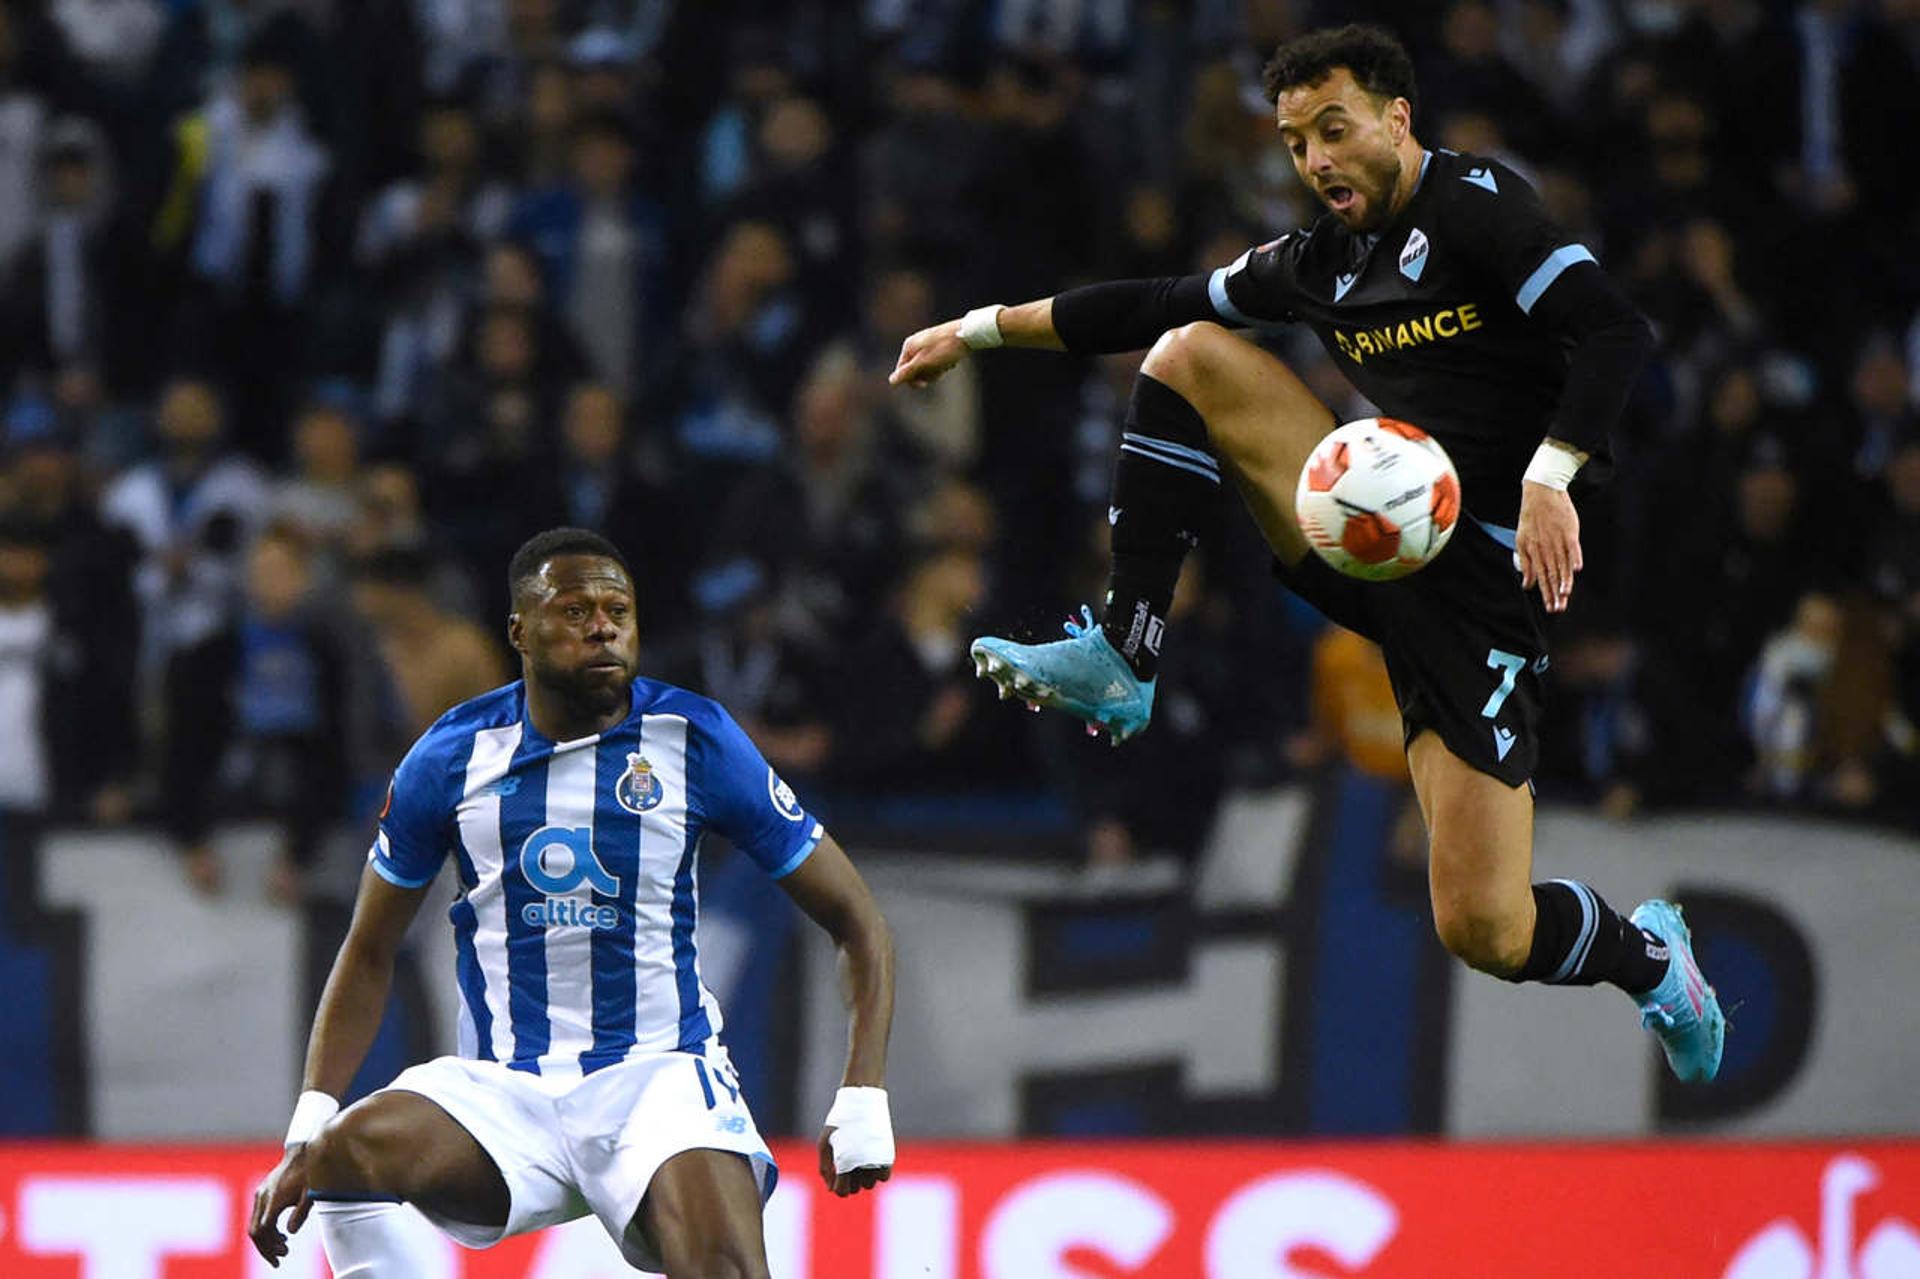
[1052,149,1655,527]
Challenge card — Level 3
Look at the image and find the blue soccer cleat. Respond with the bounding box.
[1630,899,1725,1083]
[970,606,1156,743]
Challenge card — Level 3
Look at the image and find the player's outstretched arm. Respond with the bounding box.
[778,834,897,1198]
[890,271,1230,390]
[249,867,430,1267]
[889,297,1064,388]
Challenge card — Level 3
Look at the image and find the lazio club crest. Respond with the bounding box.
[1399,228,1429,282]
[616,752,664,814]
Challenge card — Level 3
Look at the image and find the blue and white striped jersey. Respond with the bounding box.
[368,677,823,1079]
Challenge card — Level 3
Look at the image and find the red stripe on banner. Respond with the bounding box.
[0,1140,1917,1276]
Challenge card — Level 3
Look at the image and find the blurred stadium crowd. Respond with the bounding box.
[0,0,1916,899]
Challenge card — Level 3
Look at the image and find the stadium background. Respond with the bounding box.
[1,0,1917,1274]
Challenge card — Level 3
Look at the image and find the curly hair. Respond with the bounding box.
[1261,24,1418,114]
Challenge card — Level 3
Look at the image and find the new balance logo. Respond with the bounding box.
[1493,726,1516,761]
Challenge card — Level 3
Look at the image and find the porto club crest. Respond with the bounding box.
[616,752,664,814]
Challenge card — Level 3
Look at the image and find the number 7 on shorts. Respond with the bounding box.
[1481,648,1526,719]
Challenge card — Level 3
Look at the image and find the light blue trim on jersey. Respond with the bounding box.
[1474,517,1518,549]
[768,824,824,881]
[1207,260,1255,327]
[1120,442,1220,483]
[1121,432,1221,478]
[1548,879,1600,983]
[369,857,436,889]
[1516,245,1596,314]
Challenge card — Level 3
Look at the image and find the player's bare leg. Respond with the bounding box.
[971,322,1334,739]
[1407,729,1725,1079]
[1408,729,1536,975]
[301,1091,508,1275]
[633,1148,771,1279]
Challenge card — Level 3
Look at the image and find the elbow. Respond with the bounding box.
[836,907,895,970]
[337,930,403,978]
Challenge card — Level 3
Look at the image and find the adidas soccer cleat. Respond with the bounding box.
[970,606,1156,743]
[1630,899,1725,1084]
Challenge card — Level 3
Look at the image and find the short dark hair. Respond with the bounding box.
[508,527,631,606]
[1261,24,1417,114]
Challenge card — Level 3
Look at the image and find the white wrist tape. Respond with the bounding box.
[824,1086,894,1175]
[1523,440,1583,491]
[958,305,1005,350]
[285,1090,339,1147]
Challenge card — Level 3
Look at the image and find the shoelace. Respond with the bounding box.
[1062,604,1098,640]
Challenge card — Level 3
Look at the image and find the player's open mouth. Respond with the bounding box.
[1324,184,1357,212]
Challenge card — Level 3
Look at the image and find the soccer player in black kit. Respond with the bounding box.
[890,25,1724,1082]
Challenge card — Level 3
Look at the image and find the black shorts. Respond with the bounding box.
[1274,515,1548,786]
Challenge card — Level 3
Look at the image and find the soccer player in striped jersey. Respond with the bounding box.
[250,528,895,1277]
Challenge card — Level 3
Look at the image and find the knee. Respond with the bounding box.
[1432,896,1531,977]
[303,1099,409,1197]
[1141,321,1232,394]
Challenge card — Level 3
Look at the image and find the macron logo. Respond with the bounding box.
[1463,166,1499,194]
[1493,726,1516,761]
[1333,271,1359,302]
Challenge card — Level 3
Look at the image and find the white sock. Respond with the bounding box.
[313,1199,454,1278]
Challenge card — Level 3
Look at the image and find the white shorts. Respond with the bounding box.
[380,1045,777,1271]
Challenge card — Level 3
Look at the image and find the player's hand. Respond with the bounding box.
[249,1145,314,1267]
[889,319,969,389]
[818,1085,895,1197]
[1515,480,1581,614]
[818,1125,893,1197]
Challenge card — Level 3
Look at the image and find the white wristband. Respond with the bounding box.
[285,1090,339,1148]
[823,1086,895,1175]
[958,305,1005,350]
[1523,440,1583,491]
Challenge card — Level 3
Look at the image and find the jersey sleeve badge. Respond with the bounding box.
[767,767,805,822]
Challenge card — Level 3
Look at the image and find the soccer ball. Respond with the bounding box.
[1294,417,1461,581]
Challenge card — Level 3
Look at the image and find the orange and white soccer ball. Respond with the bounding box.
[1294,417,1461,581]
